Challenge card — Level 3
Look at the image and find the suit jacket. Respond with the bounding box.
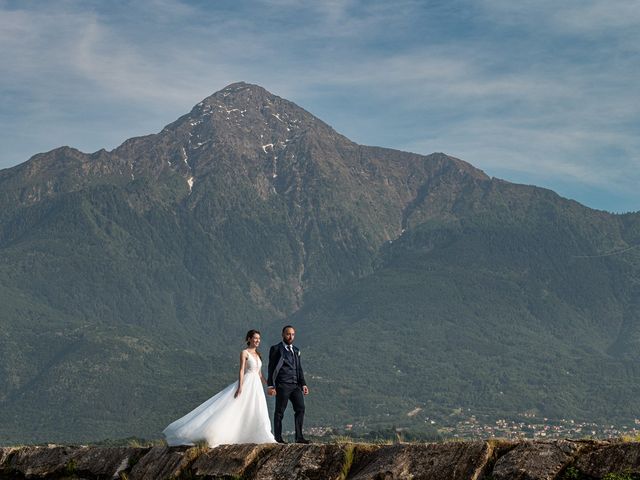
[267,342,306,388]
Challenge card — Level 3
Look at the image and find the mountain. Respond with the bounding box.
[1,82,639,443]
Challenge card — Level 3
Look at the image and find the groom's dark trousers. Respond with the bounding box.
[274,383,305,441]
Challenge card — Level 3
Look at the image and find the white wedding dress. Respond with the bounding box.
[163,352,276,447]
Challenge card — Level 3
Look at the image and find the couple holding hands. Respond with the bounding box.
[163,325,310,446]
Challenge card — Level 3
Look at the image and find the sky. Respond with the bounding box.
[1,0,638,213]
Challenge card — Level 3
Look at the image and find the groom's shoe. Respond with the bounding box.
[295,438,310,444]
[275,438,287,444]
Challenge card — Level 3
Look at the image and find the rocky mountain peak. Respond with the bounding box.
[140,82,357,201]
[202,81,278,106]
[164,82,339,151]
[2,82,483,215]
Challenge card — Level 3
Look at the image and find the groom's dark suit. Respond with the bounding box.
[267,342,306,442]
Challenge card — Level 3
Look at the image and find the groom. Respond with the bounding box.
[267,325,310,444]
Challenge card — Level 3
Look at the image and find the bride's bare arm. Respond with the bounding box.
[259,370,267,385]
[234,351,247,398]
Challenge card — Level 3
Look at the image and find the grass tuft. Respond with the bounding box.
[338,444,355,480]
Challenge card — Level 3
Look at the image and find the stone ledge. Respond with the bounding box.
[1,439,639,479]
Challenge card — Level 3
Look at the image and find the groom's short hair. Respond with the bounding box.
[282,325,295,333]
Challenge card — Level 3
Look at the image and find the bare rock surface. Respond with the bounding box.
[491,440,583,480]
[190,443,277,478]
[73,446,150,478]
[2,445,84,478]
[0,449,16,467]
[347,441,491,480]
[253,443,348,480]
[3,440,640,479]
[128,445,199,480]
[574,441,640,478]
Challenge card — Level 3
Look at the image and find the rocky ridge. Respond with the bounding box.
[1,440,640,479]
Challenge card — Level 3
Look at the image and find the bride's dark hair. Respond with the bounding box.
[245,329,262,359]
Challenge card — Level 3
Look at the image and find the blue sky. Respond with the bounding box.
[1,0,638,212]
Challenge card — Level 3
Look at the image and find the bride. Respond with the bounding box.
[163,330,276,447]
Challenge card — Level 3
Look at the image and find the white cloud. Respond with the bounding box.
[478,0,640,38]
